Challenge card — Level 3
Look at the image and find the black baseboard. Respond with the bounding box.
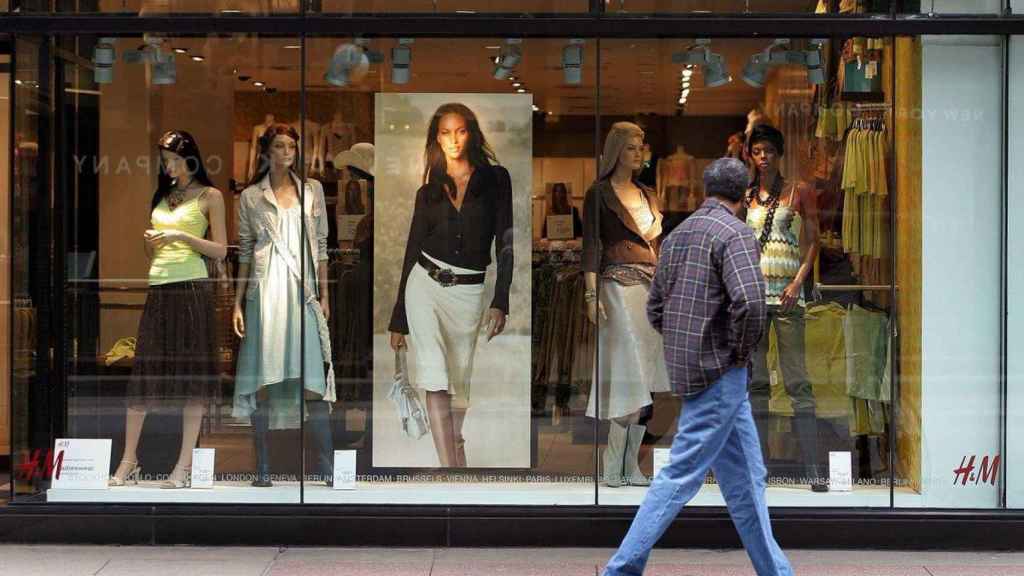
[1,504,1023,549]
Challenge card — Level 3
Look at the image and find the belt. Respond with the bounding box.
[418,254,485,288]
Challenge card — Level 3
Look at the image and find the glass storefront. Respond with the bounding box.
[1,0,1023,539]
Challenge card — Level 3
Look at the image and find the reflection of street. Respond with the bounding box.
[372,334,531,469]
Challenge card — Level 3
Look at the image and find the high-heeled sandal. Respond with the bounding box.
[109,460,141,487]
[160,466,191,489]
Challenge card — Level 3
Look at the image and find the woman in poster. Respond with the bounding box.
[388,103,514,468]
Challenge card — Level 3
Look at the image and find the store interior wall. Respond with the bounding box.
[1007,35,1023,510]
[919,34,1003,508]
[1,54,10,459]
[97,42,234,355]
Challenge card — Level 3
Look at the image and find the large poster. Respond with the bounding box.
[373,94,532,468]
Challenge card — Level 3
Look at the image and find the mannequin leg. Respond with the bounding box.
[306,401,334,485]
[748,323,773,466]
[251,403,272,487]
[426,391,457,467]
[162,400,202,489]
[111,406,147,485]
[774,307,827,492]
[452,407,468,468]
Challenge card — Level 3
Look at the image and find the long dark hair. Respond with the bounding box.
[247,123,301,188]
[343,179,366,214]
[423,103,497,202]
[549,182,572,215]
[152,130,214,212]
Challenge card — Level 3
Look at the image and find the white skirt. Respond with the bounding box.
[587,280,671,420]
[405,252,487,410]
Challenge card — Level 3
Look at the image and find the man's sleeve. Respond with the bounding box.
[721,229,767,365]
[647,240,674,334]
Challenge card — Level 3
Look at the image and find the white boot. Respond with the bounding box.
[624,424,651,487]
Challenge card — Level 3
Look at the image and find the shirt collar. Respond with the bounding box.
[701,196,737,217]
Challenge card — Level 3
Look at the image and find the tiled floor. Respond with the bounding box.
[1,546,1023,576]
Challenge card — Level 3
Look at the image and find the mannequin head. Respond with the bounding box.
[250,123,300,186]
[424,103,496,200]
[747,124,785,182]
[548,182,572,215]
[598,122,644,181]
[153,130,213,211]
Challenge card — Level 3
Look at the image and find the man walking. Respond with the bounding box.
[602,158,794,576]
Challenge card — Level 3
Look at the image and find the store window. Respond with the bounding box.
[300,36,599,505]
[594,37,899,508]
[7,27,1012,512]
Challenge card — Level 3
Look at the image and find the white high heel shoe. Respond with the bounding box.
[160,466,191,489]
[109,460,141,487]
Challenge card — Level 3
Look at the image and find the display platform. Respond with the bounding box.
[48,481,921,507]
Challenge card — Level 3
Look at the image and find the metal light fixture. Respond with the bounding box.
[325,42,371,87]
[672,39,732,89]
[152,50,176,85]
[391,39,413,85]
[742,38,826,87]
[92,37,116,84]
[562,39,584,85]
[493,39,522,80]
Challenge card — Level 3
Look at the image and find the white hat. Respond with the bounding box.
[334,142,374,177]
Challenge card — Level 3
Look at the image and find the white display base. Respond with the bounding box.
[49,481,923,507]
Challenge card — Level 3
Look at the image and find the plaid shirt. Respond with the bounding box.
[647,197,768,397]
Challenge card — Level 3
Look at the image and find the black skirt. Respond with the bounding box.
[128,280,218,408]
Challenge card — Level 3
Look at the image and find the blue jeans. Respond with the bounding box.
[603,367,794,576]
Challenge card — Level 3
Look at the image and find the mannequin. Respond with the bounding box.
[582,122,670,488]
[233,123,336,487]
[744,124,827,492]
[290,118,321,176]
[320,112,357,176]
[109,130,228,489]
[248,114,275,183]
[656,145,696,212]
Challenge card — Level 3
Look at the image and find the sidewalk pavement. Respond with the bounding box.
[2,546,1024,576]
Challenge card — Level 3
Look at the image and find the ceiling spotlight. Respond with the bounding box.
[173,47,188,54]
[562,39,584,85]
[253,81,265,87]
[325,42,371,87]
[92,37,116,85]
[516,88,526,93]
[391,38,413,85]
[191,55,205,62]
[493,39,522,80]
[532,104,540,112]
[512,82,522,88]
[742,38,825,87]
[284,45,302,50]
[672,40,731,88]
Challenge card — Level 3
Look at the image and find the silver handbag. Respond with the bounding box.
[387,349,430,440]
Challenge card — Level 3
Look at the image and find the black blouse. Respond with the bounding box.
[389,165,514,334]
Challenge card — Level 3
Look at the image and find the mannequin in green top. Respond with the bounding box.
[110,130,228,489]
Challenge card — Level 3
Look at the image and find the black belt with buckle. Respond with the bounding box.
[418,254,485,288]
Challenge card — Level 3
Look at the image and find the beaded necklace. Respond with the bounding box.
[746,173,785,249]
